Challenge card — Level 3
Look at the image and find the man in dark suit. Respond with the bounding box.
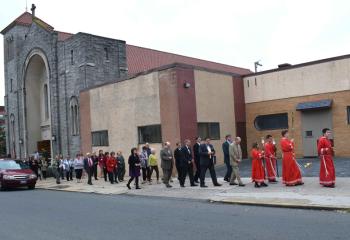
[180,139,197,187]
[92,152,99,180]
[83,153,94,185]
[199,138,222,188]
[193,137,201,183]
[222,134,233,182]
[174,142,183,182]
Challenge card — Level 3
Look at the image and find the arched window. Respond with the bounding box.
[43,84,49,120]
[254,113,288,131]
[70,50,74,65]
[104,47,109,60]
[10,114,16,157]
[69,97,79,136]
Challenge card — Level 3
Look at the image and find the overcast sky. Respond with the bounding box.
[1,0,350,105]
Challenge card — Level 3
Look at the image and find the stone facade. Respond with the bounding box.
[2,14,127,159]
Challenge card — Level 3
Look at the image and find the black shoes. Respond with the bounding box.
[180,185,185,188]
[214,183,222,187]
[224,178,230,182]
[238,183,245,187]
[191,184,198,187]
[166,184,172,188]
[261,182,268,187]
[126,184,131,189]
[200,185,208,188]
[255,182,260,188]
[229,182,238,186]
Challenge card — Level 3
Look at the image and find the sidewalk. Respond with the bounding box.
[36,177,350,211]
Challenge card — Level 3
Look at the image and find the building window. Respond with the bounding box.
[247,80,250,88]
[43,84,49,120]
[70,50,74,65]
[347,106,350,124]
[69,97,79,135]
[305,130,313,137]
[10,79,13,92]
[5,35,14,62]
[92,130,109,146]
[254,113,288,131]
[197,122,220,140]
[10,114,16,157]
[138,125,162,144]
[104,47,109,60]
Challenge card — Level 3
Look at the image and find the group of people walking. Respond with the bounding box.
[34,127,336,190]
[51,151,126,185]
[223,128,336,188]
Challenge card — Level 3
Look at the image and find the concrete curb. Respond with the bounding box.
[210,199,350,212]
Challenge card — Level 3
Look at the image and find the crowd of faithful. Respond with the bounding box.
[27,128,336,189]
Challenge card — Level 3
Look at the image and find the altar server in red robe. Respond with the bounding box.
[251,142,268,188]
[264,135,278,183]
[317,128,335,188]
[280,130,303,186]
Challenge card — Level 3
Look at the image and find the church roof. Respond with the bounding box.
[2,12,252,76]
[1,12,74,42]
[1,11,54,34]
[126,44,251,76]
[57,31,74,41]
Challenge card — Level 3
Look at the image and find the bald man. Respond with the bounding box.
[161,142,174,188]
[229,137,245,187]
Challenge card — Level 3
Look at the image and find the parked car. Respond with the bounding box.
[0,159,37,190]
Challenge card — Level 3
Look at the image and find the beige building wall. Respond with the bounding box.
[194,70,236,164]
[89,72,163,160]
[246,91,350,158]
[244,58,350,103]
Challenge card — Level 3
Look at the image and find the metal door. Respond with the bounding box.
[301,109,332,157]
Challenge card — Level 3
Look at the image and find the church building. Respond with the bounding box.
[3,7,349,162]
[1,8,250,161]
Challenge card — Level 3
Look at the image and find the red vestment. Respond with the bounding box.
[264,142,277,181]
[317,136,335,186]
[251,149,265,183]
[280,138,302,186]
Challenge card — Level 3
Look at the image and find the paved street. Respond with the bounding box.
[0,190,349,240]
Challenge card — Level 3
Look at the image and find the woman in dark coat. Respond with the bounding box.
[127,148,141,190]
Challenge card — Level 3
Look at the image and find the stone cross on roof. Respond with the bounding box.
[31,4,36,17]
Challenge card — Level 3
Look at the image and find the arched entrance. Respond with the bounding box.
[23,50,52,159]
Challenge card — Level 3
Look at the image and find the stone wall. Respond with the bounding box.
[3,20,127,159]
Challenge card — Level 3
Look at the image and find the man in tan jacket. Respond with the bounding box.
[229,137,245,186]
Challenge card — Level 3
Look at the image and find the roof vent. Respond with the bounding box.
[278,63,292,68]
